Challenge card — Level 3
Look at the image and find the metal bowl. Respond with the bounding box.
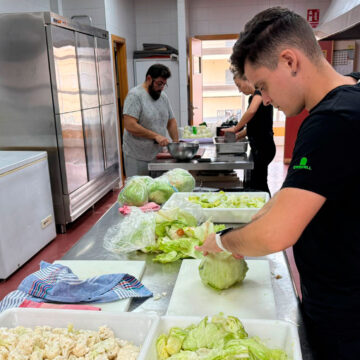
[167,142,199,161]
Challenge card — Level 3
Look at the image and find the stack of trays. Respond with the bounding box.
[0,308,302,359]
[163,191,270,223]
[213,136,249,154]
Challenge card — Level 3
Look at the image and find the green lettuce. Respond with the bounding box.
[142,209,221,263]
[163,168,196,192]
[118,177,148,206]
[199,253,249,290]
[188,191,267,209]
[148,178,176,205]
[155,314,289,360]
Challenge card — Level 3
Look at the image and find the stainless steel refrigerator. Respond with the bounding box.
[0,12,119,232]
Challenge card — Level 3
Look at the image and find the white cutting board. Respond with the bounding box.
[167,259,276,319]
[53,260,146,312]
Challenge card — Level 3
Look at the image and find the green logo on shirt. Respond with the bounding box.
[293,157,312,170]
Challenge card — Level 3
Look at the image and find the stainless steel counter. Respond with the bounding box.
[62,202,314,359]
[148,144,254,172]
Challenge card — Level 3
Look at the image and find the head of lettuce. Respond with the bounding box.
[199,252,248,290]
[118,177,149,206]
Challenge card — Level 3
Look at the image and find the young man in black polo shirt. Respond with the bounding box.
[197,7,360,359]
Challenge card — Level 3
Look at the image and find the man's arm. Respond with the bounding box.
[196,187,326,257]
[167,118,179,142]
[124,115,169,146]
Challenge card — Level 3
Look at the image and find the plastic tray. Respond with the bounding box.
[180,137,213,143]
[0,308,159,360]
[146,316,302,359]
[163,192,270,223]
[213,136,248,154]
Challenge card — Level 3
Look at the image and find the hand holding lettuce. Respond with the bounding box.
[156,313,289,359]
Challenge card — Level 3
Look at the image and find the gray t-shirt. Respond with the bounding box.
[122,84,175,161]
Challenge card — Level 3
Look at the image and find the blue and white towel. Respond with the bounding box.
[0,261,152,313]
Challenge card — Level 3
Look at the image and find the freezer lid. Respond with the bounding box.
[44,12,108,39]
[0,151,47,174]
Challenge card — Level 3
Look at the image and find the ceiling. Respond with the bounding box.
[315,1,360,40]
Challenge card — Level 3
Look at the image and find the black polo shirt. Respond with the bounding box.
[282,73,360,329]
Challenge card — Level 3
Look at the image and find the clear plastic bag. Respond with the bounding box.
[163,197,206,225]
[162,168,195,192]
[148,177,176,205]
[103,207,156,253]
[117,176,150,206]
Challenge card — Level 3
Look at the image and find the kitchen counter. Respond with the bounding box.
[62,202,314,359]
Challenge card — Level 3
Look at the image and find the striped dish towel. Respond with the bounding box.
[0,261,152,313]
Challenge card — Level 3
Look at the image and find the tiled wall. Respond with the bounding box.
[188,0,331,36]
[0,0,51,12]
[134,0,178,50]
[61,0,106,29]
[104,0,136,89]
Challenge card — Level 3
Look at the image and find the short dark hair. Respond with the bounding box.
[145,64,171,79]
[230,7,323,75]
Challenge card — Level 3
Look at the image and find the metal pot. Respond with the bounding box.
[167,142,199,161]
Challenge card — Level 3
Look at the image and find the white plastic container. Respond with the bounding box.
[163,192,270,223]
[0,308,159,360]
[146,316,302,360]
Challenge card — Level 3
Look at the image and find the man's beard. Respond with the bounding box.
[148,82,162,100]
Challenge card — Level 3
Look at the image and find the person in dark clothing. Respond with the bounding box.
[197,7,360,360]
[224,73,276,193]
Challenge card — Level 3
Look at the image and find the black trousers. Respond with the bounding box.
[302,306,360,360]
[246,143,276,194]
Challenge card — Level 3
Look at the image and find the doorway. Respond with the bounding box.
[111,35,129,181]
[189,35,285,144]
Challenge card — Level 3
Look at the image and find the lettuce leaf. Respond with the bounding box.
[156,314,290,360]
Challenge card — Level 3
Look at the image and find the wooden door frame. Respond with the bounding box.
[111,35,129,181]
[189,34,239,125]
[194,34,239,41]
[188,37,201,125]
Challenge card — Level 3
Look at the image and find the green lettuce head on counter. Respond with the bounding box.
[199,252,249,290]
[148,178,176,205]
[117,177,149,206]
[163,168,196,192]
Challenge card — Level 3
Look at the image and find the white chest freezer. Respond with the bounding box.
[0,151,56,279]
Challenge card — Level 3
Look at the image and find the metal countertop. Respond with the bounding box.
[62,202,314,359]
[148,144,254,171]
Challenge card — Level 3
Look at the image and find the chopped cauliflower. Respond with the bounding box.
[0,325,140,359]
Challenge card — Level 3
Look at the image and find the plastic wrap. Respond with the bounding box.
[148,177,177,205]
[162,168,195,192]
[104,208,156,253]
[117,176,149,206]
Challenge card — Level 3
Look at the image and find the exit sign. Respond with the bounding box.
[307,9,320,28]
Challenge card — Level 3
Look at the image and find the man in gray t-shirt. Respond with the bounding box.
[122,64,179,176]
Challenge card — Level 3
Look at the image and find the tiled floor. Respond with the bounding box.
[0,145,301,301]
